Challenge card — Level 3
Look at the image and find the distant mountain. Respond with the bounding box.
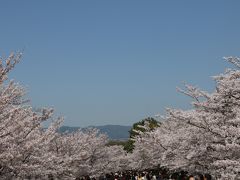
[59,125,131,140]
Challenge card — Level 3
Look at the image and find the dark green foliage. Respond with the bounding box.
[105,139,135,153]
[123,117,160,153]
[129,117,160,139]
[104,118,160,153]
[123,139,135,153]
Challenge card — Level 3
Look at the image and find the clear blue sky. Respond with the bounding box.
[0,1,239,126]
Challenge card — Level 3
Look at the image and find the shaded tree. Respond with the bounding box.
[124,117,160,153]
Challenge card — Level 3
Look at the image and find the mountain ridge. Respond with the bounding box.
[59,125,131,140]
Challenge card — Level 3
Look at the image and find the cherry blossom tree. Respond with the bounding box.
[49,128,128,179]
[166,57,240,179]
[0,52,129,179]
[130,56,240,179]
[0,52,63,179]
